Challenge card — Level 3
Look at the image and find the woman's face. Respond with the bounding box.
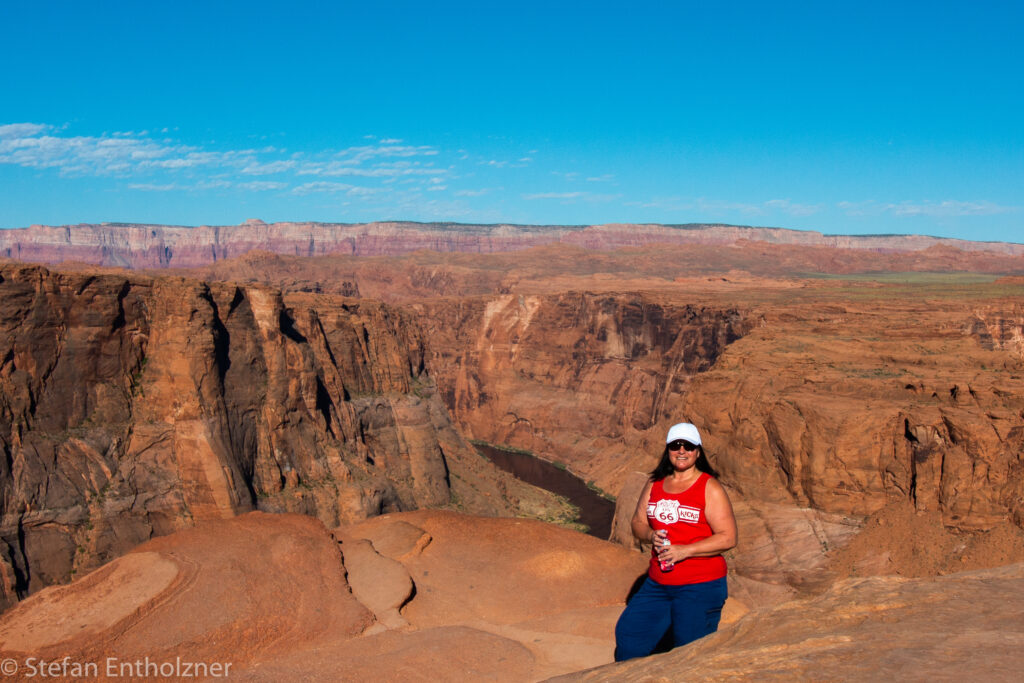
[667,439,699,471]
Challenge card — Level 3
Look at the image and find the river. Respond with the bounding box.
[474,444,615,540]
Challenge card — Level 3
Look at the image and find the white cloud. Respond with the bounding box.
[291,181,383,197]
[297,160,446,178]
[236,181,288,191]
[626,197,817,217]
[892,200,1017,217]
[240,160,296,175]
[291,181,356,195]
[335,144,438,164]
[523,191,586,200]
[127,183,181,191]
[839,199,1019,218]
[692,198,766,215]
[765,199,823,217]
[0,124,236,176]
[0,122,50,138]
[196,179,233,190]
[523,191,620,202]
[346,186,383,197]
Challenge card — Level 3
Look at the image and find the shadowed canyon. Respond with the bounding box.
[1,221,1023,680]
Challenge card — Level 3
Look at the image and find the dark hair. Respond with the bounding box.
[650,444,719,481]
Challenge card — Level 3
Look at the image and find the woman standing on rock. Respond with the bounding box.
[614,422,737,661]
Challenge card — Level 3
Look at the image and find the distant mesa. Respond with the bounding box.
[1,220,1022,270]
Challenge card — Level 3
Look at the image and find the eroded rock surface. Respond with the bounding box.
[557,563,1024,682]
[0,264,562,610]
[0,510,651,681]
[682,298,1024,530]
[419,293,752,492]
[0,513,372,670]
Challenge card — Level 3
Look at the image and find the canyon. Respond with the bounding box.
[1,221,1023,679]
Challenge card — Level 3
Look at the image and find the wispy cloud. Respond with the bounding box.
[626,197,821,217]
[484,157,531,169]
[296,160,445,178]
[291,181,385,196]
[524,191,587,200]
[522,191,620,202]
[127,183,181,192]
[236,180,288,191]
[838,199,1019,217]
[0,123,453,205]
[0,123,49,137]
[765,199,823,216]
[240,160,297,175]
[693,198,767,215]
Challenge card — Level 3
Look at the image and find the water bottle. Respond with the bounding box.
[658,532,674,572]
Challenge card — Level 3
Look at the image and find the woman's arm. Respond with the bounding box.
[658,478,737,564]
[630,480,658,544]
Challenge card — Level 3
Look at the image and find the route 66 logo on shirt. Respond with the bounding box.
[648,499,701,524]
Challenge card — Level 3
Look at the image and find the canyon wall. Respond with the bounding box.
[0,264,542,611]
[2,250,1023,612]
[680,300,1024,530]
[411,288,1024,536]
[417,293,752,491]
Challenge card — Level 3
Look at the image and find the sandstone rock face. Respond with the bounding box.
[4,509,1020,682]
[681,298,1024,531]
[0,513,373,671]
[4,221,1024,270]
[171,244,1024,603]
[557,563,1024,682]
[419,293,752,492]
[0,510,652,681]
[0,264,558,611]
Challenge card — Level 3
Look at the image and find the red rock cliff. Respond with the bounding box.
[0,264,539,610]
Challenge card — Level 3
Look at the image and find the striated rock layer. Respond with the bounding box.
[418,292,753,493]
[3,220,1024,270]
[0,264,564,611]
[681,297,1024,531]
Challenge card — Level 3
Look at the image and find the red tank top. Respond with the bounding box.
[646,472,728,585]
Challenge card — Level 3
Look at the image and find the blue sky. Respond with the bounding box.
[1,1,1021,242]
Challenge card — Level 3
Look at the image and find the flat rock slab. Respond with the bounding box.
[341,538,414,630]
[0,552,179,652]
[554,563,1024,682]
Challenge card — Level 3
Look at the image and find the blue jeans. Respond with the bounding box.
[614,575,727,661]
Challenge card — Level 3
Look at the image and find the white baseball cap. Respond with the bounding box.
[666,422,702,446]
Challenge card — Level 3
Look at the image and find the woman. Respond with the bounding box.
[614,422,737,661]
